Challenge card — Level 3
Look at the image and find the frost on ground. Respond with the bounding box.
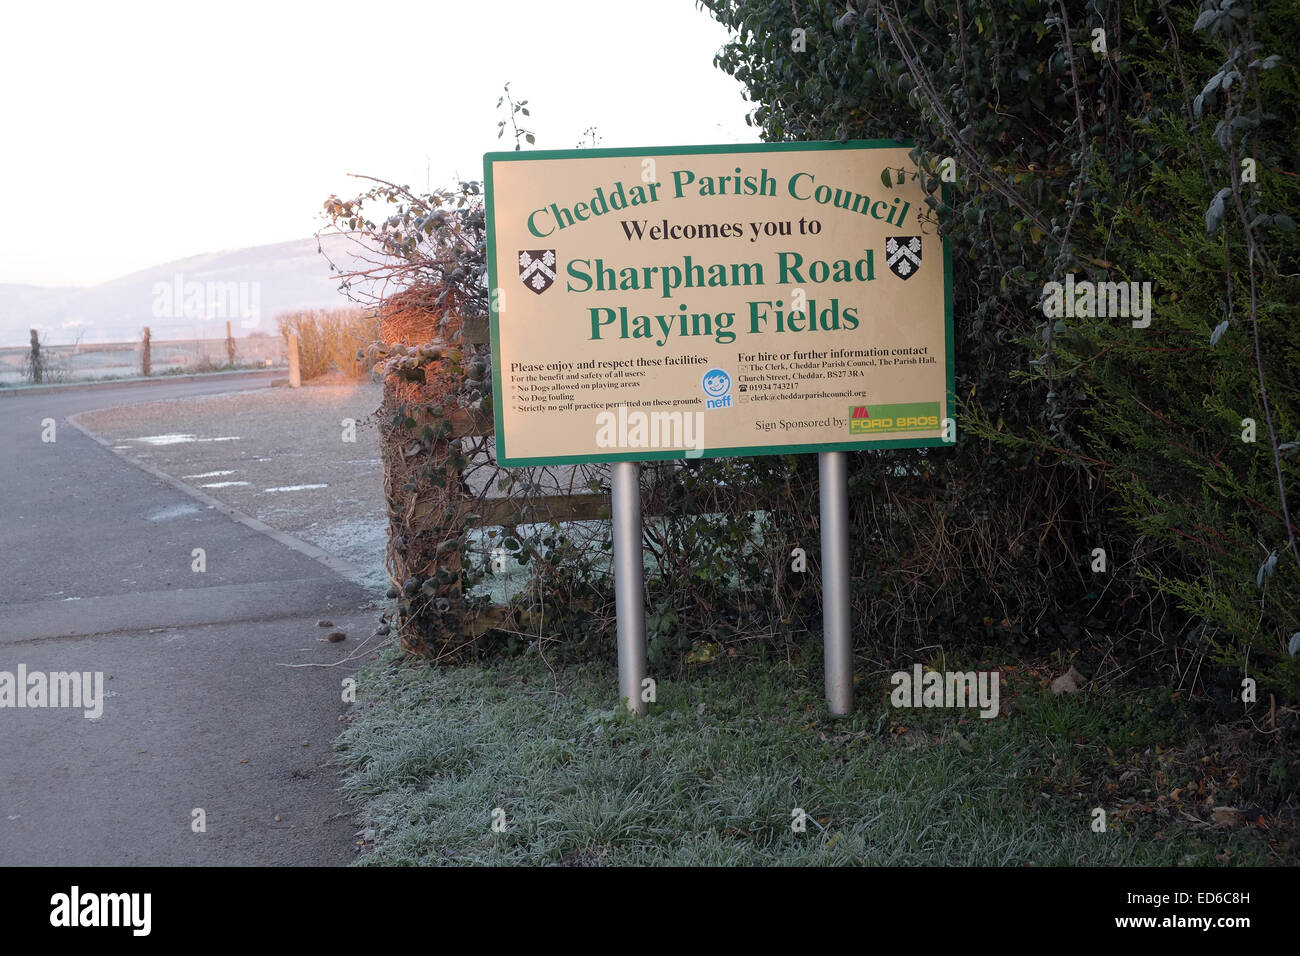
[76,384,388,593]
[308,517,390,593]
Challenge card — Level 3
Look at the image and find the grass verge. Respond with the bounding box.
[335,646,1291,865]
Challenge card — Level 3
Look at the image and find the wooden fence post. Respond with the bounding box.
[28,329,42,384]
[141,327,151,376]
[288,332,301,387]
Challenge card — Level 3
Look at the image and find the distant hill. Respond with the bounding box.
[0,234,378,346]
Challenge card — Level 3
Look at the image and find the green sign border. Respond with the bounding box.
[483,140,955,467]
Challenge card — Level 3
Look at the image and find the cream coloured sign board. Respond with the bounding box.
[484,141,954,466]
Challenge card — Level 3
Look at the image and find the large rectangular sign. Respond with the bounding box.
[484,141,953,466]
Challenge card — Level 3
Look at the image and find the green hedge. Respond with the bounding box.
[696,0,1299,694]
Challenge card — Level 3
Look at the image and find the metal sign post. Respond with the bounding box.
[819,451,853,715]
[611,460,648,715]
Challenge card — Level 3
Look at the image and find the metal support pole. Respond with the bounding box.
[611,460,648,715]
[819,451,853,715]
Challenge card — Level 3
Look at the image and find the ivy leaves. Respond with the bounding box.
[1205,186,1233,236]
[1256,550,1278,589]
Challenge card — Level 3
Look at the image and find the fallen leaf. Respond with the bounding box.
[1211,807,1244,828]
[1050,666,1085,695]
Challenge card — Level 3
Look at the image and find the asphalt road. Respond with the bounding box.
[0,373,377,865]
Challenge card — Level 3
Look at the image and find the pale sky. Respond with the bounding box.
[0,0,752,287]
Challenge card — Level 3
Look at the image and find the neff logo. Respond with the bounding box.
[50,887,151,936]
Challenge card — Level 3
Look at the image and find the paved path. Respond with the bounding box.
[73,382,387,593]
[0,374,377,865]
